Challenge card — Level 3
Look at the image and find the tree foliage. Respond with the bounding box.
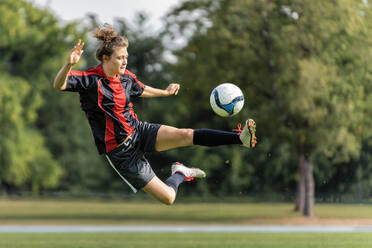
[1,0,372,203]
[164,0,372,207]
[0,0,83,193]
[0,73,61,193]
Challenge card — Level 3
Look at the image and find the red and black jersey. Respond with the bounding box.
[65,64,145,154]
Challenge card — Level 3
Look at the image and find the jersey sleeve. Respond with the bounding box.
[129,73,145,97]
[65,70,93,92]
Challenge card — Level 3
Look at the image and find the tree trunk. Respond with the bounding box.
[295,154,315,217]
[294,154,305,212]
[303,156,314,217]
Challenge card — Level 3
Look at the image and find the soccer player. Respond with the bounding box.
[53,24,257,205]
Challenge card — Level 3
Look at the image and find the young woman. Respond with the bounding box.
[53,24,257,205]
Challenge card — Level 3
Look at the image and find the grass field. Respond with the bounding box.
[1,198,372,225]
[2,199,372,247]
[1,233,372,248]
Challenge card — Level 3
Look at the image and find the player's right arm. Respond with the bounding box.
[53,40,84,90]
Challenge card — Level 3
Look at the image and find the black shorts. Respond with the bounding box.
[105,122,161,192]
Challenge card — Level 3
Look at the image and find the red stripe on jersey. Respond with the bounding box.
[69,70,98,77]
[98,79,118,152]
[97,79,104,111]
[104,113,117,152]
[110,80,134,136]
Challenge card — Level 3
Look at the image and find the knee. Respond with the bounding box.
[160,193,176,205]
[162,196,175,205]
[160,187,176,205]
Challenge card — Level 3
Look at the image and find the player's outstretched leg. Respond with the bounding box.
[143,162,206,205]
[192,118,257,148]
[154,119,257,152]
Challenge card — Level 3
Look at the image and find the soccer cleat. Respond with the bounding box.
[237,119,257,148]
[171,162,206,182]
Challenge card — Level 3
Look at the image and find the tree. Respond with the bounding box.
[0,0,85,194]
[165,0,372,214]
[0,74,61,194]
[281,0,372,216]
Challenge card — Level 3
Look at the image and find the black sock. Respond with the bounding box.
[193,129,242,146]
[164,172,186,193]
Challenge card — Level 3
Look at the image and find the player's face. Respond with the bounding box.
[104,46,128,76]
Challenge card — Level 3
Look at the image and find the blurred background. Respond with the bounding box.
[0,0,372,220]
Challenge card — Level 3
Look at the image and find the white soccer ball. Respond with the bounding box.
[210,83,244,117]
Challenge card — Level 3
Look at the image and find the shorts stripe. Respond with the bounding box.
[105,155,138,193]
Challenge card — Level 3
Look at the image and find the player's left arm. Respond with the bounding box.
[140,83,180,98]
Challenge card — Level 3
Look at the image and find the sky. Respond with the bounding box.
[28,0,180,29]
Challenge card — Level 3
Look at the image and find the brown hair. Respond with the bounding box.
[94,24,129,62]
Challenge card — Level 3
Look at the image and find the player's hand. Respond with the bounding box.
[165,83,180,95]
[68,40,84,66]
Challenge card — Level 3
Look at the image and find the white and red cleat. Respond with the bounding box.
[171,162,206,181]
[235,119,257,148]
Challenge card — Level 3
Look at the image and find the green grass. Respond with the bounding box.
[1,233,372,248]
[1,198,372,225]
[315,204,372,218]
[2,199,372,248]
[0,199,299,224]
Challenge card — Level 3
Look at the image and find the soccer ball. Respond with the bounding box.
[210,83,244,117]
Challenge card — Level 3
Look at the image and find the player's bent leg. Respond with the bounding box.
[155,125,194,152]
[142,176,176,205]
[142,163,206,205]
